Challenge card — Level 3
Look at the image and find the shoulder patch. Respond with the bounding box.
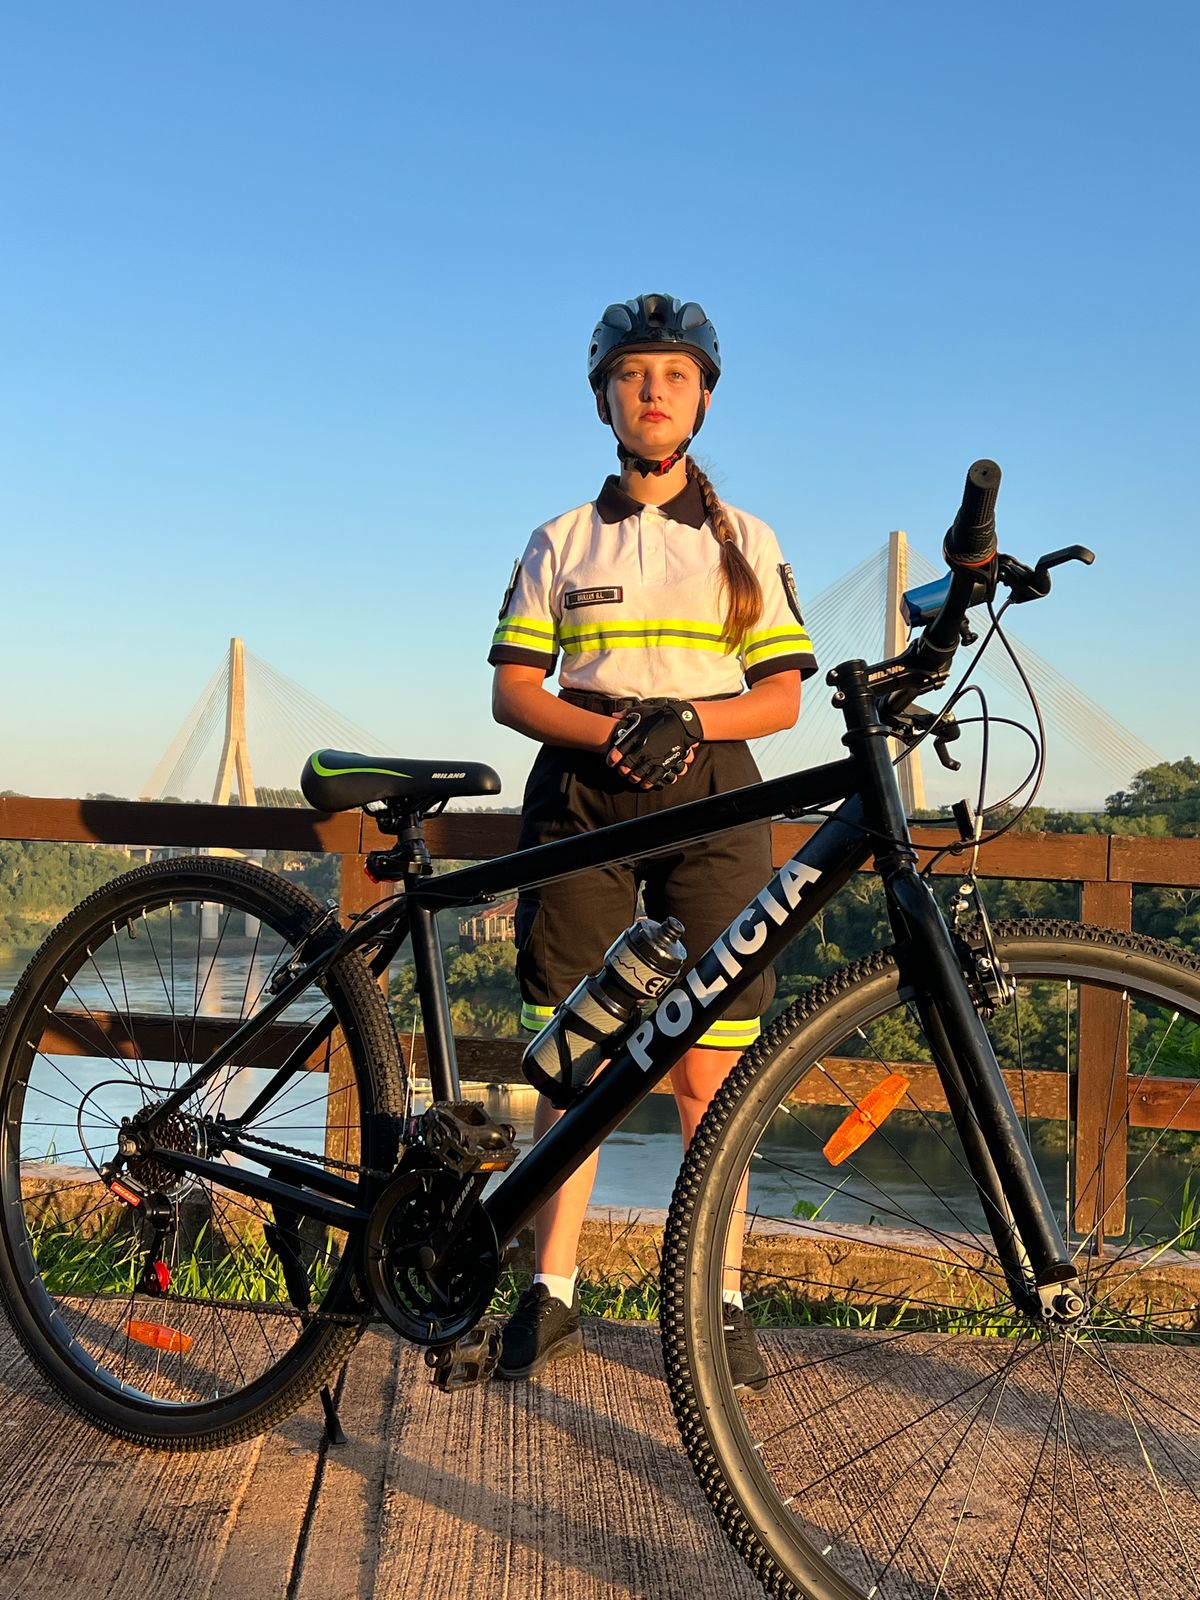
[778,563,805,626]
[497,558,520,620]
[564,586,623,609]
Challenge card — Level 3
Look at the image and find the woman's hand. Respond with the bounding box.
[605,702,701,790]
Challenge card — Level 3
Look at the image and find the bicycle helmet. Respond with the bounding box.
[588,293,721,476]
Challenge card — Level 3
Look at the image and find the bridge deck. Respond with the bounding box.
[0,1318,761,1600]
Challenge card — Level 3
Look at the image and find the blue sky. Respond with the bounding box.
[2,2,1196,808]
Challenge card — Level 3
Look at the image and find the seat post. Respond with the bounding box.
[407,903,458,1102]
[397,810,461,1104]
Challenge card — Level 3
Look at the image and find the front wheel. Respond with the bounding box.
[0,857,406,1450]
[662,922,1200,1600]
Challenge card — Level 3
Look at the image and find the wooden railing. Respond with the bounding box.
[3,794,1199,1235]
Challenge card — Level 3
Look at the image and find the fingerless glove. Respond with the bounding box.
[608,700,704,788]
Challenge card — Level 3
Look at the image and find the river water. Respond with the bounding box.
[1,946,1194,1241]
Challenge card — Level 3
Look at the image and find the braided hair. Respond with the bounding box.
[686,458,763,652]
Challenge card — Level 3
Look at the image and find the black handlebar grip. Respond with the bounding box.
[944,459,1001,567]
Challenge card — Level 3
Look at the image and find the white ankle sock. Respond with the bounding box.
[723,1290,745,1311]
[534,1269,578,1306]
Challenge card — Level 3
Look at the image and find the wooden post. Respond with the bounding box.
[1074,879,1134,1239]
[326,851,378,1169]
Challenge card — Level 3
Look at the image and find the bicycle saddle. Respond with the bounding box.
[300,749,501,813]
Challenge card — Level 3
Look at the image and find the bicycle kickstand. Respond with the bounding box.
[264,1213,347,1446]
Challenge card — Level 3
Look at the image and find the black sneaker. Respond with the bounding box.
[497,1284,583,1380]
[723,1302,771,1397]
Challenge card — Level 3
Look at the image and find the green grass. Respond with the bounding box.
[1168,1172,1200,1249]
[30,1221,337,1302]
[30,1222,1197,1338]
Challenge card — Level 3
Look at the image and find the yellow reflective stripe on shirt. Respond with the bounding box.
[560,618,732,655]
[520,1002,556,1032]
[493,616,557,648]
[743,626,814,664]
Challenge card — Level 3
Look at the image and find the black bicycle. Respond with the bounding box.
[1,462,1198,1600]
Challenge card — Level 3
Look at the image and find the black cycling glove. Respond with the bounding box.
[608,700,704,788]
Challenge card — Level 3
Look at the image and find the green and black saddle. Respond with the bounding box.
[300,749,501,813]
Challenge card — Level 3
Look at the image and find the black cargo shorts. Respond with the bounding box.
[514,739,775,1050]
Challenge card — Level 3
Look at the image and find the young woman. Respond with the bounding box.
[489,294,816,1389]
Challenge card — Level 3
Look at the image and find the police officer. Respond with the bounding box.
[489,294,816,1390]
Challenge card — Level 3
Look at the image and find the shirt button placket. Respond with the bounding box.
[641,504,666,583]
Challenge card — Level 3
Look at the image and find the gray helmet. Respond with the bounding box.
[587,294,721,392]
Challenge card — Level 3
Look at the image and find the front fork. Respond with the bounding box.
[890,869,1081,1317]
[835,662,1083,1321]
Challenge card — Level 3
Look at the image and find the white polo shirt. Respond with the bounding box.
[489,475,817,699]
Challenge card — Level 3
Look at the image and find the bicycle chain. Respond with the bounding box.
[227,1123,393,1182]
[149,1288,376,1326]
[138,1121,393,1325]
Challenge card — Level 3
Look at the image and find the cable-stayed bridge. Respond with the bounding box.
[755,536,1160,812]
[140,639,387,804]
[142,541,1160,812]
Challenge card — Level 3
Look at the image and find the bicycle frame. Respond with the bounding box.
[141,656,1078,1307]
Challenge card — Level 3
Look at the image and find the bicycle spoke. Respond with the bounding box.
[0,859,398,1442]
[664,925,1200,1599]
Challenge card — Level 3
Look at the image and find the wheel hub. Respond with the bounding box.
[122,1105,207,1198]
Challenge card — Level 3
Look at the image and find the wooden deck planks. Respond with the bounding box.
[0,1319,760,1600]
[0,1311,1196,1598]
[0,1335,262,1599]
[292,1340,399,1600]
[367,1323,761,1600]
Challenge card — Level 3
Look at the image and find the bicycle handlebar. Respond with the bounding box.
[943,459,1001,568]
[867,459,1004,718]
[860,457,1091,752]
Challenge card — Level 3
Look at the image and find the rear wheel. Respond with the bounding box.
[0,857,405,1449]
[662,922,1200,1599]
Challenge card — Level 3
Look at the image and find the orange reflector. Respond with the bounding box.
[823,1073,911,1166]
[126,1320,192,1355]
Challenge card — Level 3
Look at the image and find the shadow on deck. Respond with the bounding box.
[0,1317,762,1600]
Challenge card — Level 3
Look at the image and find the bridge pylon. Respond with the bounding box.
[212,638,257,807]
[885,531,926,815]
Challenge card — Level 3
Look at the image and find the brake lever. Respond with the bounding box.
[999,545,1095,604]
[888,704,963,771]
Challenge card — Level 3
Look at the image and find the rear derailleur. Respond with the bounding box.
[363,1101,519,1391]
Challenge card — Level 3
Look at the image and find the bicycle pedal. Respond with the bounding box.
[425,1317,502,1392]
[421,1102,519,1176]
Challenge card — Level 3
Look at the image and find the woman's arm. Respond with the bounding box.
[492,663,615,750]
[693,671,802,740]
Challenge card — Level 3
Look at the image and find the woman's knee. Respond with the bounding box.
[670,1046,737,1106]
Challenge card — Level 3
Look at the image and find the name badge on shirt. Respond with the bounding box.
[565,586,623,609]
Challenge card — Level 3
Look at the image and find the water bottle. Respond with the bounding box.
[522,917,688,1108]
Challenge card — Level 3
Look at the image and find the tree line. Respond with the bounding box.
[2,763,1197,1034]
[388,758,1200,1040]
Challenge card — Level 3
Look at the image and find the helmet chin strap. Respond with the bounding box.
[616,435,692,477]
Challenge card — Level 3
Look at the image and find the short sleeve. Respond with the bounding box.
[488,527,559,673]
[741,525,818,686]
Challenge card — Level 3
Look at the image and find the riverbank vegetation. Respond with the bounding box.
[3,762,1198,1025]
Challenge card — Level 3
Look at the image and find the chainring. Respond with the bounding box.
[363,1162,500,1344]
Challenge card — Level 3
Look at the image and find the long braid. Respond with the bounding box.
[686,457,764,652]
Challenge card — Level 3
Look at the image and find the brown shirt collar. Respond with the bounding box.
[594,473,708,529]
